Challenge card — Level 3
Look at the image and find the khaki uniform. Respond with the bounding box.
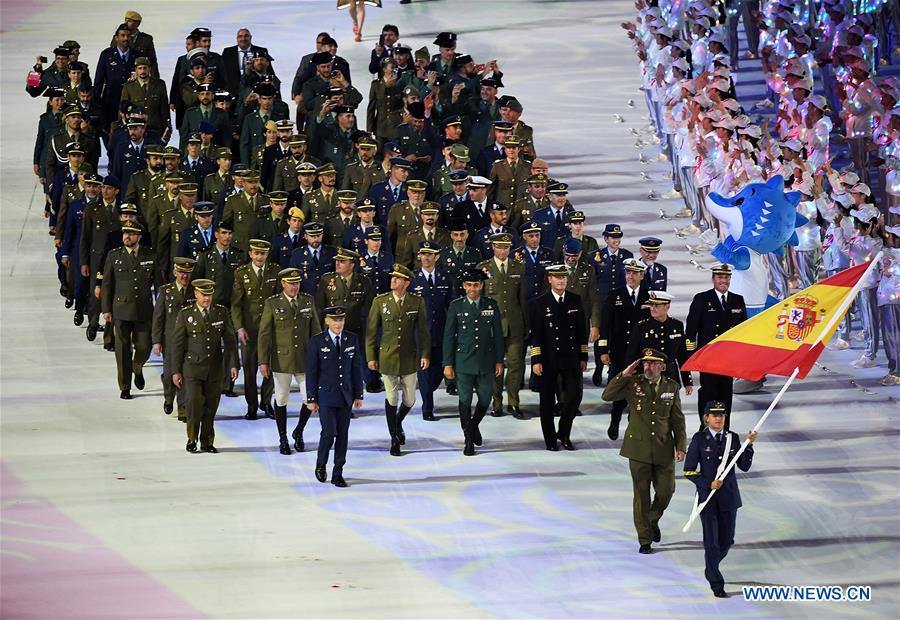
[315,272,374,335]
[145,192,177,250]
[54,181,84,244]
[257,292,320,407]
[202,171,233,204]
[397,227,451,270]
[508,194,547,232]
[231,262,281,411]
[157,207,195,279]
[272,155,320,193]
[301,188,338,224]
[340,159,385,198]
[386,201,421,255]
[561,262,601,332]
[602,372,687,546]
[365,292,430,406]
[125,169,166,218]
[151,282,193,417]
[80,199,121,343]
[223,191,269,252]
[480,258,528,410]
[489,159,529,208]
[120,77,170,135]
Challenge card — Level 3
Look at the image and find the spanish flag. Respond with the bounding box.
[682,261,876,381]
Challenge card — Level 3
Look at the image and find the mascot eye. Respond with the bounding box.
[734,197,744,206]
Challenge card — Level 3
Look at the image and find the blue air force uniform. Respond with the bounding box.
[271,230,305,267]
[410,266,454,418]
[684,426,754,593]
[512,244,554,301]
[306,329,364,481]
[532,205,570,249]
[367,180,407,228]
[643,262,668,291]
[289,244,337,295]
[177,225,214,261]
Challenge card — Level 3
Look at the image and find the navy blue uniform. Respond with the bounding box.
[454,200,492,234]
[367,180,407,229]
[437,190,469,227]
[342,224,379,254]
[357,250,393,294]
[177,225,214,261]
[271,230,305,268]
[289,244,336,295]
[532,206,570,249]
[643,261,668,291]
[60,197,91,311]
[512,245,554,302]
[306,330,364,478]
[471,225,518,259]
[109,142,147,195]
[684,430,754,592]
[180,157,216,186]
[474,143,505,178]
[410,268,454,417]
[93,47,136,134]
[592,247,634,304]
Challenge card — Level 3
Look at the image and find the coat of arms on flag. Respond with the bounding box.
[776,295,826,342]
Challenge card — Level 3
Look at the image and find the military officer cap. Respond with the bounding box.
[124,10,142,21]
[390,264,415,280]
[526,173,549,185]
[243,170,260,181]
[316,163,337,176]
[333,105,356,115]
[66,142,85,155]
[417,202,439,216]
[173,257,196,273]
[62,105,83,118]
[121,222,142,234]
[163,146,181,158]
[279,267,303,283]
[190,56,207,69]
[503,136,522,148]
[215,147,233,159]
[520,220,542,235]
[448,218,468,232]
[407,179,428,192]
[134,56,151,67]
[145,144,164,156]
[324,306,347,319]
[337,190,358,202]
[450,144,470,162]
[711,264,733,276]
[384,141,403,155]
[44,87,65,99]
[335,247,359,261]
[448,169,470,184]
[443,115,463,128]
[296,161,317,174]
[569,210,586,223]
[193,202,215,216]
[623,258,645,273]
[356,198,376,211]
[546,264,568,276]
[164,172,183,183]
[303,222,325,235]
[191,27,212,38]
[461,268,486,283]
[396,43,413,55]
[250,49,273,61]
[641,348,668,363]
[178,182,199,195]
[365,227,383,240]
[704,401,728,416]
[499,96,523,113]
[231,163,248,175]
[389,157,412,170]
[547,182,569,195]
[83,173,102,185]
[356,134,377,148]
[488,203,507,212]
[253,82,276,97]
[491,120,514,132]
[215,90,234,102]
[433,32,457,47]
[52,46,72,57]
[480,76,502,89]
[102,175,121,189]
[490,232,513,247]
[467,175,491,189]
[639,236,662,252]
[274,119,294,131]
[418,240,441,254]
[216,219,234,231]
[193,278,216,295]
[312,51,333,66]
[401,85,418,97]
[78,162,94,173]
[287,207,304,220]
[198,121,216,135]
[66,61,84,72]
[268,191,289,203]
[563,237,582,255]
[407,101,425,120]
[602,224,623,238]
[647,291,673,305]
[288,134,308,146]
[249,239,272,252]
[118,203,139,215]
[186,132,202,144]
[125,116,146,128]
[452,54,473,68]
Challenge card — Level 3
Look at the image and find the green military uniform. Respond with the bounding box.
[100,239,156,393]
[272,154,320,193]
[53,179,84,244]
[47,129,99,183]
[341,158,385,198]
[35,108,62,179]
[124,147,166,216]
[366,78,404,142]
[442,284,505,454]
[315,270,374,335]
[301,187,338,224]
[145,189,178,250]
[223,190,269,253]
[202,170,233,204]
[432,165,477,198]
[479,249,528,413]
[509,193,548,232]
[561,260,601,334]
[397,226,450,270]
[251,208,288,245]
[392,123,430,177]
[157,203,195,279]
[602,351,687,548]
[172,285,239,452]
[365,289,430,376]
[489,156,529,208]
[193,243,247,307]
[151,260,195,419]
[438,243,482,295]
[120,75,170,136]
[80,192,121,346]
[386,200,423,256]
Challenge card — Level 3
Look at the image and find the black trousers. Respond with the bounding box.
[417,344,443,415]
[700,507,737,591]
[240,333,273,409]
[317,404,352,475]
[698,372,733,430]
[114,319,151,390]
[538,367,582,446]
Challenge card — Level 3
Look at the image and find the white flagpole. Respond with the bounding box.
[681,254,883,533]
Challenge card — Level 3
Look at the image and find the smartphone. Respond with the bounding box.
[39,56,48,63]
[379,33,386,46]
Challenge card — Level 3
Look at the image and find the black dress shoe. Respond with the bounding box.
[652,524,661,543]
[546,442,559,452]
[186,441,198,453]
[315,466,327,483]
[279,438,291,455]
[592,368,603,386]
[120,389,132,400]
[222,389,237,398]
[104,343,115,352]
[509,406,526,419]
[472,426,483,446]
[86,325,97,341]
[463,437,475,456]
[59,283,68,297]
[490,407,503,417]
[331,475,348,488]
[607,423,620,441]
[292,427,304,452]
[445,384,457,395]
[244,410,259,420]
[713,589,728,598]
[202,446,218,453]
[64,297,74,309]
[73,310,84,326]
[560,438,575,451]
[163,402,174,415]
[134,372,145,390]
[639,544,652,554]
[264,404,275,419]
[389,438,401,456]
[423,411,436,421]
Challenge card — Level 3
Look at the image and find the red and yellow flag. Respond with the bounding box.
[682,262,873,381]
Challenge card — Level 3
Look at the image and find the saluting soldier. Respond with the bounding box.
[223,170,269,252]
[603,349,686,554]
[258,267,321,455]
[684,402,757,598]
[306,306,365,488]
[365,264,430,456]
[410,241,454,421]
[437,218,482,297]
[172,278,239,454]
[301,163,339,223]
[529,264,588,451]
[599,258,650,440]
[396,203,449,269]
[152,257,196,420]
[79,173,120,343]
[639,236,668,291]
[324,190,359,246]
[156,182,197,281]
[685,265,747,431]
[626,291,692,393]
[508,173,549,232]
[289,221,337,295]
[488,135,529,207]
[478,233,528,418]
[231,239,280,419]
[101,222,157,400]
[442,269,505,455]
[340,134,381,197]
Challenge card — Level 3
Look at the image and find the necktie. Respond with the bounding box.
[426,230,433,242]
[531,250,536,263]
[262,114,269,126]
[631,290,637,305]
[371,255,378,268]
[201,308,208,319]
[721,294,728,310]
[393,186,399,202]
[202,109,208,120]
[191,160,197,172]
[500,262,506,277]
[555,211,561,229]
[477,204,484,218]
[397,296,404,311]
[291,234,300,249]
[290,297,297,316]
[220,251,227,265]
[203,229,209,245]
[241,50,249,74]
[335,336,341,350]
[716,432,723,447]
[311,249,319,269]
[427,272,433,289]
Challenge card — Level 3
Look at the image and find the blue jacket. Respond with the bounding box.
[61,197,90,269]
[512,244,554,301]
[643,261,668,291]
[367,180,407,229]
[532,205,570,249]
[306,330,364,408]
[357,250,393,294]
[289,244,336,295]
[409,268,454,350]
[177,225,214,261]
[271,230,305,268]
[684,429,754,512]
[592,247,634,304]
